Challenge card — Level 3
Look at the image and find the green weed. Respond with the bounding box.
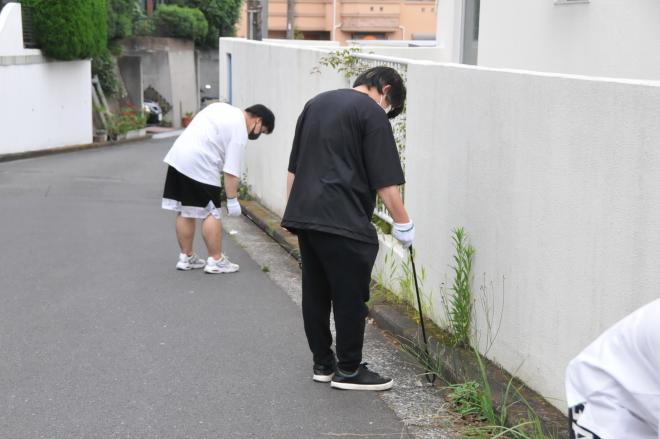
[448,227,475,347]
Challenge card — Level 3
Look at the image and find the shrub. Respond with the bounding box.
[107,0,134,41]
[165,0,242,47]
[133,18,155,36]
[22,0,107,60]
[132,0,155,36]
[92,51,120,97]
[153,4,208,44]
[106,106,146,139]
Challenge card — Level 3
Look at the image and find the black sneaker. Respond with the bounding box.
[312,363,336,383]
[330,363,393,391]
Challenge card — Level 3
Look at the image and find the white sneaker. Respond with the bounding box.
[176,253,206,271]
[204,255,239,274]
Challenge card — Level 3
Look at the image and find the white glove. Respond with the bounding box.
[226,198,242,217]
[393,221,415,249]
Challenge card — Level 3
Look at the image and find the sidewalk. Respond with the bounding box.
[0,137,460,438]
[237,201,569,437]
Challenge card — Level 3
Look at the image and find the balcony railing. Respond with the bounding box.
[20,2,37,49]
[1,1,38,49]
[340,14,400,32]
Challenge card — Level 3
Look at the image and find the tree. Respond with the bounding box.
[165,0,242,47]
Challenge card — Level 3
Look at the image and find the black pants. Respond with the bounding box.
[297,229,379,372]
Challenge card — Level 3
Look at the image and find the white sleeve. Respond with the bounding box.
[222,141,245,177]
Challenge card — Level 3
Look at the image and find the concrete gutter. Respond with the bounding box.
[240,198,569,437]
[0,135,152,163]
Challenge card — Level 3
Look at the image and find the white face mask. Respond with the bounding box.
[379,94,392,114]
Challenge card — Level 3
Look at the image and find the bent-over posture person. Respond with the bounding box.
[566,298,660,439]
[162,102,274,273]
[282,66,415,391]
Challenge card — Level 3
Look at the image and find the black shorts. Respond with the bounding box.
[161,166,222,219]
[569,404,602,439]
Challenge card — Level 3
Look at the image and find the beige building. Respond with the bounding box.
[236,0,436,43]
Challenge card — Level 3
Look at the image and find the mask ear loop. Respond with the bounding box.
[379,93,390,110]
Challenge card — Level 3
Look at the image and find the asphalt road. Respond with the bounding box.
[0,139,420,439]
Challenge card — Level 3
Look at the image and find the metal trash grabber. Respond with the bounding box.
[409,245,436,384]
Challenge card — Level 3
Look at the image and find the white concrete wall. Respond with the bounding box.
[262,38,340,48]
[168,47,198,123]
[434,0,462,63]
[0,3,26,55]
[123,37,198,127]
[478,0,660,81]
[0,2,40,57]
[354,46,445,62]
[219,38,346,215]
[220,38,660,410]
[0,3,92,154]
[0,60,93,154]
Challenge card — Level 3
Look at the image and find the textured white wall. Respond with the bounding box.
[219,39,660,410]
[0,60,93,154]
[404,63,660,408]
[478,0,660,80]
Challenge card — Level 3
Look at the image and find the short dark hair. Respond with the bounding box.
[245,104,275,133]
[352,66,406,119]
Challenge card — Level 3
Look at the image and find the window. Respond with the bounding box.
[352,33,386,40]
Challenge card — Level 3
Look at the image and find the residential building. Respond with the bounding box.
[236,0,437,43]
[436,0,660,79]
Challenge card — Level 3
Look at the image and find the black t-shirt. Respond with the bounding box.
[281,89,405,244]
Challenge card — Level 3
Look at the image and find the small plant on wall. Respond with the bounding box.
[182,111,194,127]
[311,47,371,80]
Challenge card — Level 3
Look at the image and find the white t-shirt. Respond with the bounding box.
[565,298,660,439]
[164,103,248,187]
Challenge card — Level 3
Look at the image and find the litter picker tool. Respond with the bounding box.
[409,245,436,384]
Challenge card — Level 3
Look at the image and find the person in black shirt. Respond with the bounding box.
[282,66,415,390]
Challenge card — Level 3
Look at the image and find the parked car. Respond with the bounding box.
[143,100,163,124]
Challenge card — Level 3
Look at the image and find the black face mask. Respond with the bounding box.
[248,122,261,140]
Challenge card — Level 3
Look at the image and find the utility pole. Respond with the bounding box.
[261,0,269,40]
[247,0,263,40]
[286,0,294,39]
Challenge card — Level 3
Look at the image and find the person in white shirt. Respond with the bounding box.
[161,103,274,273]
[565,298,660,439]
